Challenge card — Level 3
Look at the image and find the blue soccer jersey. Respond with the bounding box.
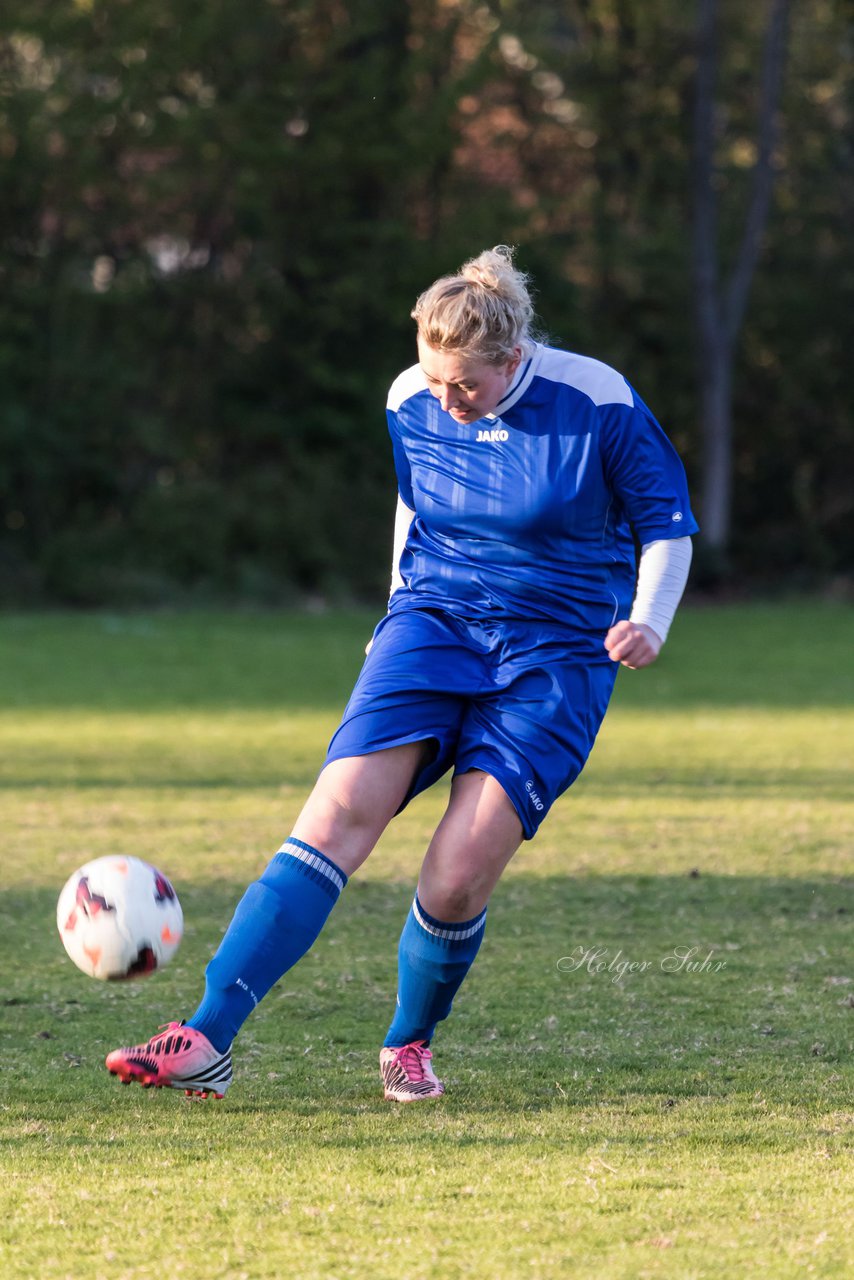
[386,343,698,632]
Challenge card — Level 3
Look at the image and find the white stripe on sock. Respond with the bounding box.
[278,840,346,894]
[412,897,486,942]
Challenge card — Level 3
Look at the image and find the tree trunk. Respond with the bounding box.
[692,0,790,570]
[699,341,734,557]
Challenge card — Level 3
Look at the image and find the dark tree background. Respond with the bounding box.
[0,0,851,606]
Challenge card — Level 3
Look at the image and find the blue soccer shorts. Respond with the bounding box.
[324,605,620,839]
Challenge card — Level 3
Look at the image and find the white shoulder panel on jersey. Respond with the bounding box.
[536,345,633,409]
[387,363,427,412]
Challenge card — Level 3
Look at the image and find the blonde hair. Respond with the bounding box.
[412,245,537,364]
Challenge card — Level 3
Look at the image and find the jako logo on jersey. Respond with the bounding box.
[476,428,509,443]
[525,780,545,811]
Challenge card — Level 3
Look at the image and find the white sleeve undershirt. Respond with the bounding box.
[389,495,691,647]
[629,536,693,644]
[389,494,415,598]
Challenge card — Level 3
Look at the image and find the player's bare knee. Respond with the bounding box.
[421,875,485,922]
[291,783,382,864]
[308,787,369,838]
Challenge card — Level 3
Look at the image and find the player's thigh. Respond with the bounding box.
[417,769,523,921]
[291,742,430,876]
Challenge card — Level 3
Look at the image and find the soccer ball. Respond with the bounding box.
[57,856,183,981]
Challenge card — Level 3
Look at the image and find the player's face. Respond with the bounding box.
[418,340,522,424]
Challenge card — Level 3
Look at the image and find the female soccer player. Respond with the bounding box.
[106,247,698,1102]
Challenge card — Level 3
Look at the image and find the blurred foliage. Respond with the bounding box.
[0,0,851,605]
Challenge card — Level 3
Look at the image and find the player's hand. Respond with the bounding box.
[604,620,662,669]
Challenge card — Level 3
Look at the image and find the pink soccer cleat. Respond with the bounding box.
[380,1040,445,1102]
[105,1021,233,1099]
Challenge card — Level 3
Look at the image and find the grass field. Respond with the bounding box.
[1,602,852,1279]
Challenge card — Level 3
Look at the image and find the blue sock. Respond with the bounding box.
[186,838,347,1052]
[383,894,487,1047]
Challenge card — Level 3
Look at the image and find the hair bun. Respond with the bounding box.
[461,245,516,291]
[412,245,538,363]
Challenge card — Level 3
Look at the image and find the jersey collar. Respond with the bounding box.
[485,343,542,420]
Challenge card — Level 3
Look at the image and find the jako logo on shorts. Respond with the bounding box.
[525,780,544,811]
